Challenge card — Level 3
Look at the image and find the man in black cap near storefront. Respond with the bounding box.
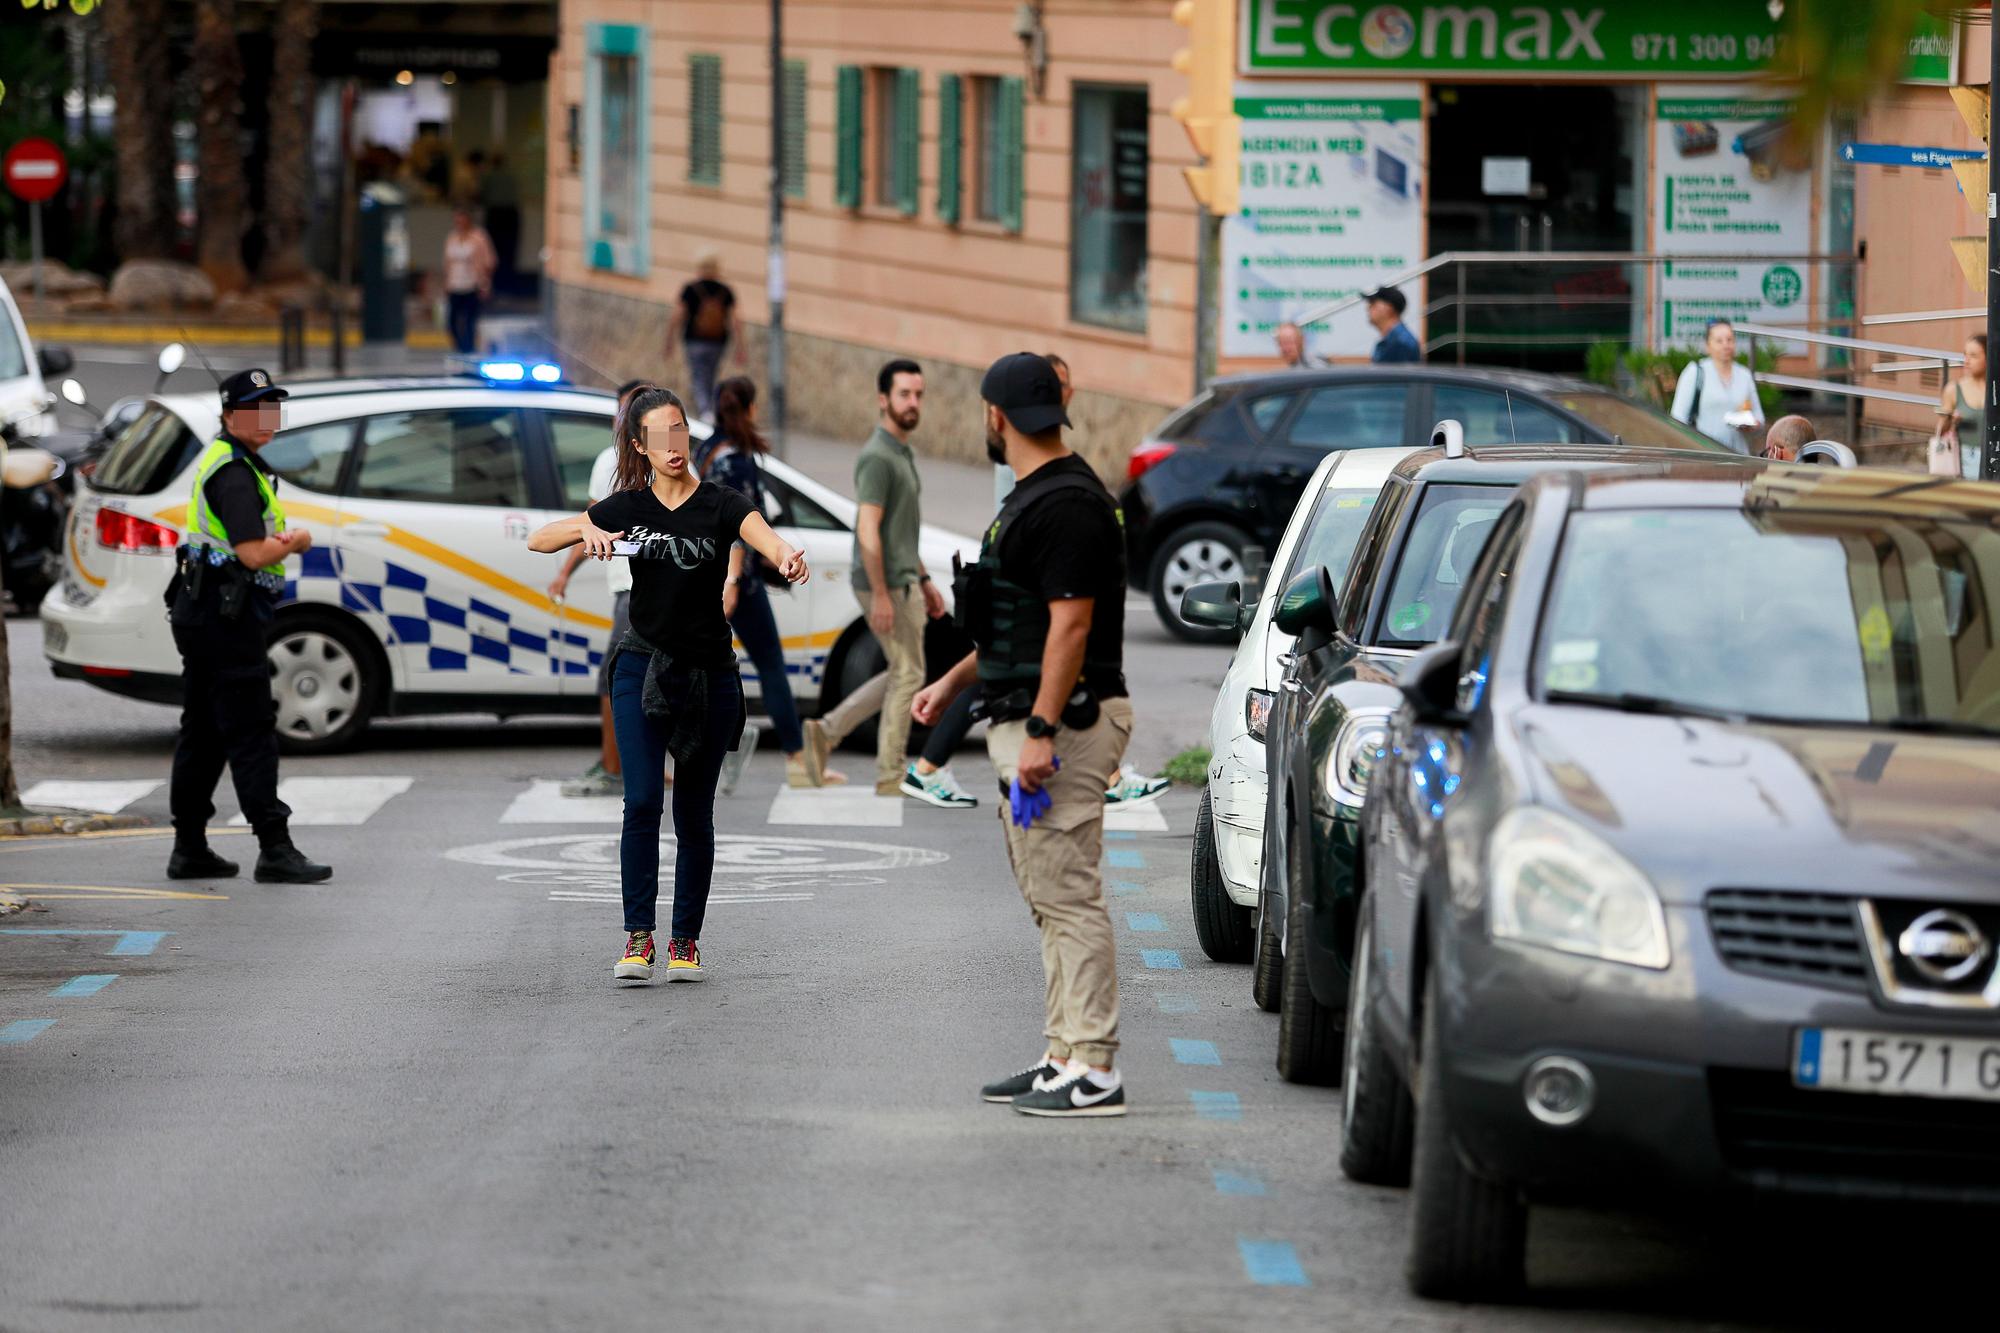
[1365,285,1422,364]
[911,352,1134,1117]
[163,368,331,885]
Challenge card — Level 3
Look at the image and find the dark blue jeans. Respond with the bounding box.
[610,651,742,938]
[729,576,803,754]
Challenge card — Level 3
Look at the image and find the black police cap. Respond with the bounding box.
[220,368,290,410]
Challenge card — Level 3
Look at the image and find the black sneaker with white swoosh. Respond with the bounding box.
[1012,1065,1126,1118]
[981,1059,1065,1104]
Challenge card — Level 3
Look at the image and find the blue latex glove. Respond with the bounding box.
[1009,756,1061,830]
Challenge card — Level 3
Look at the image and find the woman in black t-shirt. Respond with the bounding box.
[531,386,808,984]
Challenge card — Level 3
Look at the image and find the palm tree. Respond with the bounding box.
[259,0,318,283]
[100,0,174,261]
[192,0,248,291]
[1782,1,1962,134]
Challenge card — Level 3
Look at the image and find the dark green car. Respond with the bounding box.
[1258,440,1730,1084]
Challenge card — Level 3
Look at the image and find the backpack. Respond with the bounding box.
[691,285,729,342]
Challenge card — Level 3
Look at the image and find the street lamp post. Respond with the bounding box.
[767,0,788,459]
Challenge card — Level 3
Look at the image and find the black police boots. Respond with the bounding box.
[167,845,240,880]
[254,842,333,884]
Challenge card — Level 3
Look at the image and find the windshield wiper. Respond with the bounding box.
[1543,689,1747,724]
[1862,716,1999,739]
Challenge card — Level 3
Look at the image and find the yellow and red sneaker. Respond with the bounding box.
[615,931,655,982]
[665,936,704,982]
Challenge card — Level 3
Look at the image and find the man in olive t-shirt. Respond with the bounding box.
[805,360,946,793]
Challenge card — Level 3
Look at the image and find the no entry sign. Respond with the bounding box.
[4,138,67,203]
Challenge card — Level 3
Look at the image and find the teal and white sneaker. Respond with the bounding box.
[561,762,619,798]
[720,724,760,796]
[901,763,979,809]
[1104,764,1170,807]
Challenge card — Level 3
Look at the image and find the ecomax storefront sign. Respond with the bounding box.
[1221,85,1425,359]
[1243,2,1787,78]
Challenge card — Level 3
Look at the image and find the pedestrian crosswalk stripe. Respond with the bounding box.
[1104,803,1168,833]
[766,787,904,828]
[229,776,413,827]
[501,779,623,824]
[21,780,163,814]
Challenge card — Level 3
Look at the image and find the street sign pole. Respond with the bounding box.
[28,200,42,303]
[767,0,788,460]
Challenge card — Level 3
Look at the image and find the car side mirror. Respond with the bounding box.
[59,378,89,408]
[1797,440,1856,468]
[1400,641,1466,724]
[37,347,73,378]
[157,342,187,376]
[1180,580,1249,634]
[1273,565,1338,639]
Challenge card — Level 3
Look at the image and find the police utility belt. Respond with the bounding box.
[172,542,285,618]
[951,471,1119,732]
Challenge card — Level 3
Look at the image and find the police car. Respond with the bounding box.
[41,362,980,752]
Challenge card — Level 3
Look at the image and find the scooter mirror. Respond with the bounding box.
[60,378,88,407]
[157,343,187,376]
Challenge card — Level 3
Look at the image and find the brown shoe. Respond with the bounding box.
[802,718,833,785]
[785,753,822,789]
[875,777,903,797]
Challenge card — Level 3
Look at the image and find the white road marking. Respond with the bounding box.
[500,779,623,824]
[766,787,905,828]
[1104,802,1170,833]
[231,776,414,826]
[22,779,163,814]
[547,891,815,906]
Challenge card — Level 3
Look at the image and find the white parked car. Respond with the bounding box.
[0,275,70,438]
[1182,446,1419,962]
[41,363,978,752]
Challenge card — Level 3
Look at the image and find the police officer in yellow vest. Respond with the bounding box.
[165,368,331,884]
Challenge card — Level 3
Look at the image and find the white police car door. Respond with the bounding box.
[337,405,572,697]
[542,407,624,695]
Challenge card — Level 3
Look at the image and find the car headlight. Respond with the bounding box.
[1322,710,1393,808]
[1245,688,1274,741]
[1488,807,1669,970]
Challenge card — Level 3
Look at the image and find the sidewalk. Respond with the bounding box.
[776,428,998,539]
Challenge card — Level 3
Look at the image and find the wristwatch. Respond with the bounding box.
[1025,714,1059,740]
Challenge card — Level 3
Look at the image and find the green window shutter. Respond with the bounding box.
[781,60,808,200]
[999,76,1024,234]
[835,64,863,209]
[893,67,920,216]
[936,74,962,224]
[689,54,722,185]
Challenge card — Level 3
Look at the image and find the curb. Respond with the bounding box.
[0,810,153,838]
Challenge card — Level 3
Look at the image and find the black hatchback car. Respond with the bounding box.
[1345,462,2000,1299]
[1119,366,1716,640]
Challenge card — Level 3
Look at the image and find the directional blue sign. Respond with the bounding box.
[1841,142,1986,169]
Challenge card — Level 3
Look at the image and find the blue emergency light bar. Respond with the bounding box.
[474,360,564,385]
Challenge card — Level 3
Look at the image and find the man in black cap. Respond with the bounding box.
[1365,285,1421,364]
[911,351,1133,1118]
[164,368,331,885]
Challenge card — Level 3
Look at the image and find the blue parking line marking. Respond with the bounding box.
[1125,912,1167,932]
[1171,1037,1221,1066]
[1156,993,1198,1014]
[1110,883,1144,896]
[1,929,168,956]
[50,974,118,998]
[1238,1239,1309,1287]
[1140,949,1183,970]
[1212,1167,1267,1197]
[1104,830,1138,841]
[0,1019,56,1045]
[1189,1090,1241,1121]
[1106,849,1145,869]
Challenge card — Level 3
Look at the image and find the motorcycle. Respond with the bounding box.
[2,408,68,613]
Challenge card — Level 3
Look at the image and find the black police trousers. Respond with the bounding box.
[169,616,292,846]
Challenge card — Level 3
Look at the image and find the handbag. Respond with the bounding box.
[1928,423,1962,477]
[740,447,793,591]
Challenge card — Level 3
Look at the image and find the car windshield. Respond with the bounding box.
[1289,486,1382,590]
[1537,508,2000,732]
[90,403,201,496]
[1554,392,1726,453]
[0,307,26,381]
[1376,482,1510,647]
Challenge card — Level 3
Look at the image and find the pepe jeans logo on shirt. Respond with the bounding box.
[624,525,718,571]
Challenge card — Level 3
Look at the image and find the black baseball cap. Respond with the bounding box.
[1363,286,1408,316]
[220,368,289,410]
[980,352,1071,436]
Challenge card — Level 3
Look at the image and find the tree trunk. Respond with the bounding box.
[260,0,319,284]
[102,0,176,262]
[0,558,21,812]
[192,0,249,292]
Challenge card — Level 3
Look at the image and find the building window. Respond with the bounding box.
[781,59,808,200]
[1070,84,1148,332]
[871,67,919,214]
[835,64,863,209]
[972,75,1023,230]
[937,73,962,224]
[689,53,723,186]
[584,23,647,275]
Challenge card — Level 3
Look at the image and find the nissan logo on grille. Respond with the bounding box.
[1896,909,1991,984]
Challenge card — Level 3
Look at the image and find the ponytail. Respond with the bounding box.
[713,376,769,456]
[612,385,688,493]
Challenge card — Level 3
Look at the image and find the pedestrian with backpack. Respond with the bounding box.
[668,252,744,422]
[1670,319,1765,453]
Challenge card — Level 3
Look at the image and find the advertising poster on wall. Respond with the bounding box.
[1221,82,1426,360]
[1650,86,1812,352]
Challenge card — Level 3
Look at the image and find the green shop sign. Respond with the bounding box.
[1244,1,1788,77]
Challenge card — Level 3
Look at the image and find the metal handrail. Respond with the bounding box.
[1730,321,1963,364]
[1756,372,1940,407]
[1861,307,1983,327]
